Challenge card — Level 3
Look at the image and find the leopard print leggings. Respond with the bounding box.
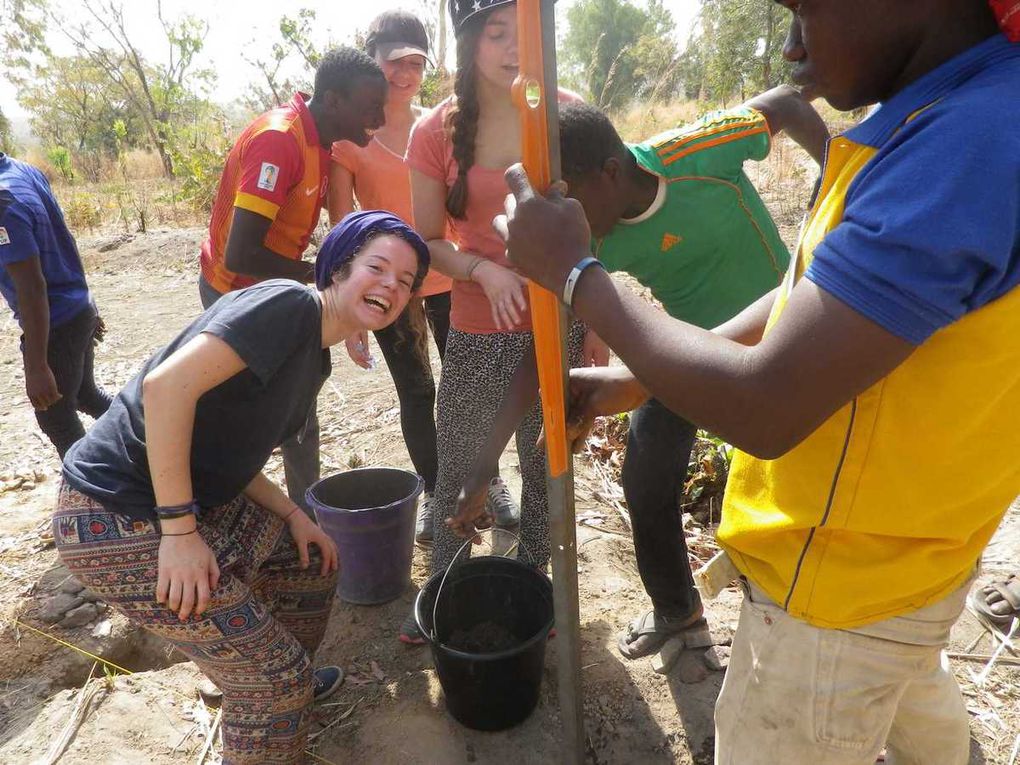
[430,323,586,575]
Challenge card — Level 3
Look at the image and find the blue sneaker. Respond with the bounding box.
[312,666,345,702]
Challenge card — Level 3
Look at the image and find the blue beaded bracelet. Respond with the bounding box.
[156,501,199,520]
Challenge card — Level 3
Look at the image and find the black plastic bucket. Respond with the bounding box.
[415,555,554,731]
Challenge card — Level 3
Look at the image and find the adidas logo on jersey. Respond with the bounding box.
[661,233,682,252]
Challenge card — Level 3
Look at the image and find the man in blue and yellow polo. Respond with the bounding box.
[493,2,1020,763]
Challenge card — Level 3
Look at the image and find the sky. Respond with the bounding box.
[1,0,701,126]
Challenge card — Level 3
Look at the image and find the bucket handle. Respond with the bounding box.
[429,527,532,643]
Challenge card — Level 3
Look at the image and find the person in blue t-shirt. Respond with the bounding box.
[0,153,112,457]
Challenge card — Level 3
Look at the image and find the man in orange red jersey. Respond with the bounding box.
[199,47,387,514]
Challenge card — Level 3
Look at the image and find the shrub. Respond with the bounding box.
[46,146,74,183]
[171,142,224,215]
[63,193,102,232]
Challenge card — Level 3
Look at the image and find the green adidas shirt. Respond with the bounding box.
[595,107,790,329]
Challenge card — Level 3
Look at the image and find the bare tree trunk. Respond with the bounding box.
[760,4,778,89]
[60,0,206,178]
[437,0,447,74]
[70,1,175,176]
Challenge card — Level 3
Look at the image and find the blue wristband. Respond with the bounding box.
[155,500,200,520]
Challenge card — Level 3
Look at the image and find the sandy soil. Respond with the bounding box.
[1,156,1017,764]
[0,228,738,765]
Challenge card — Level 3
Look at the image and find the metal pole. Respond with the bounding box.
[513,1,585,762]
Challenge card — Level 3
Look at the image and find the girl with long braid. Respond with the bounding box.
[400,0,598,643]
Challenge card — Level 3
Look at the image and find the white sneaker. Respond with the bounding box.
[486,477,520,527]
[415,493,433,546]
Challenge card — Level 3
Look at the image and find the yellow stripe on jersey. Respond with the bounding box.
[652,106,767,149]
[661,123,771,167]
[234,191,281,220]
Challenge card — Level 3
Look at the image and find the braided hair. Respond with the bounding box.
[445,14,487,219]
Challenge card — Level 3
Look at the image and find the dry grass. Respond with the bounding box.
[54,178,206,234]
[119,149,168,180]
[23,148,166,185]
[19,147,206,234]
[613,99,706,142]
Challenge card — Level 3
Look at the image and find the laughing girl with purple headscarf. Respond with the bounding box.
[56,211,428,765]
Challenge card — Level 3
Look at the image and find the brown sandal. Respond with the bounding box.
[617,602,705,660]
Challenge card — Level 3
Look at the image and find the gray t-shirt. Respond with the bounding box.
[63,280,330,519]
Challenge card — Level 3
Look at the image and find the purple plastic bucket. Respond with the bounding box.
[306,467,423,605]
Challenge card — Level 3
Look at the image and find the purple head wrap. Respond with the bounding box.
[314,211,430,290]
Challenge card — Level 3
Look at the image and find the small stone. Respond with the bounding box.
[60,577,86,595]
[38,565,73,590]
[704,645,731,672]
[58,602,99,629]
[40,593,85,623]
[652,635,686,675]
[676,651,709,684]
[197,677,223,707]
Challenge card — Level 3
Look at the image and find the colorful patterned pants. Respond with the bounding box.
[54,484,338,765]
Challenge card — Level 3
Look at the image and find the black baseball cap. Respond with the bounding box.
[365,10,433,65]
[449,0,515,33]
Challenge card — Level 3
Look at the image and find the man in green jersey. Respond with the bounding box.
[555,88,826,658]
[450,85,827,659]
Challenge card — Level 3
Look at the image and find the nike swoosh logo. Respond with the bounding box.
[305,186,318,196]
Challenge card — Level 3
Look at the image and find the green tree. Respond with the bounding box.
[562,0,679,110]
[629,1,684,102]
[19,55,147,181]
[0,0,50,88]
[46,146,74,182]
[57,0,214,177]
[674,25,708,100]
[686,0,789,102]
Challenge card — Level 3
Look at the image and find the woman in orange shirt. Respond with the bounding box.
[329,11,493,547]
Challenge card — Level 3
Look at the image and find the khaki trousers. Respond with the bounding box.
[715,577,973,765]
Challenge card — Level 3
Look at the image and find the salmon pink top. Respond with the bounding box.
[405,90,583,333]
[332,132,452,298]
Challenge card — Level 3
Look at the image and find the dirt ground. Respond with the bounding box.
[1,154,1018,763]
